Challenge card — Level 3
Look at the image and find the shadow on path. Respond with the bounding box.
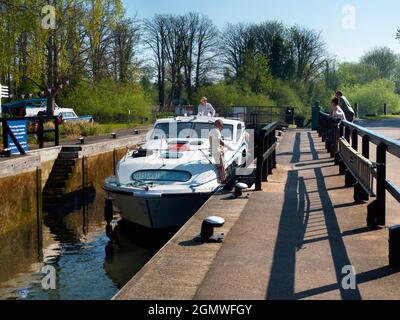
[266,131,363,300]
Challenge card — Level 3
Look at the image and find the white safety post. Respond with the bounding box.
[0,83,10,116]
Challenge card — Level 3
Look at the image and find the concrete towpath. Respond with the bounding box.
[195,129,400,300]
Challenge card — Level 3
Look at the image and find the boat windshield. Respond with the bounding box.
[151,122,234,141]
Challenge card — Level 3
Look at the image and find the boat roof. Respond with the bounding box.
[2,98,46,109]
[155,116,244,126]
[55,108,75,113]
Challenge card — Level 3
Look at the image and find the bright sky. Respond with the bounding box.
[123,0,400,62]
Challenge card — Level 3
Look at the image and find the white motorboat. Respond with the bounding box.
[103,116,249,229]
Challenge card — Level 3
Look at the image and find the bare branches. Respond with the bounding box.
[220,22,327,83]
[142,12,219,107]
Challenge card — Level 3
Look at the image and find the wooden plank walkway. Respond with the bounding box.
[195,130,400,300]
[115,129,400,300]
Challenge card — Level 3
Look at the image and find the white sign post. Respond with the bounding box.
[0,83,10,116]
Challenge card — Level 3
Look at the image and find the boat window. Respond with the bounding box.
[132,170,192,182]
[151,122,193,139]
[62,112,76,118]
[236,124,242,142]
[151,122,234,140]
[221,125,234,141]
[192,123,214,139]
[193,123,234,141]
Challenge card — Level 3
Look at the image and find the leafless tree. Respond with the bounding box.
[194,15,219,90]
[288,26,327,82]
[112,17,141,82]
[143,14,168,109]
[220,23,253,76]
[220,22,327,83]
[182,13,219,102]
[164,15,186,105]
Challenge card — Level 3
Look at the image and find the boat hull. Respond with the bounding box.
[104,188,212,229]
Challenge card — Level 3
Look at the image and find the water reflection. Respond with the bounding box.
[104,220,177,288]
[0,185,173,300]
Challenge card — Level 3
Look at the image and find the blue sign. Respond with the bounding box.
[7,120,29,154]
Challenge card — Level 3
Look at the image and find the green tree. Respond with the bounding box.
[336,62,381,87]
[237,51,273,94]
[343,79,400,115]
[360,47,399,79]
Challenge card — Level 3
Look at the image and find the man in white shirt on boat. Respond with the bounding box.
[198,97,216,117]
[209,119,234,183]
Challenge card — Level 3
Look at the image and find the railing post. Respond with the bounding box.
[38,117,44,149]
[339,122,344,138]
[325,122,330,151]
[343,129,356,186]
[376,143,387,226]
[351,129,358,151]
[54,116,59,146]
[352,130,370,202]
[354,135,371,203]
[330,119,339,159]
[262,131,269,182]
[354,103,358,119]
[339,158,346,175]
[335,122,344,165]
[321,114,326,141]
[362,135,369,159]
[317,113,322,137]
[344,126,350,143]
[1,118,8,150]
[367,143,387,227]
[267,133,273,175]
[255,127,265,191]
[345,168,357,187]
[272,129,277,169]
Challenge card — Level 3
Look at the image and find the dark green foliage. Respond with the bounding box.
[58,80,153,123]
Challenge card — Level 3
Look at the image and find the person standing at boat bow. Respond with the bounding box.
[198,97,216,117]
[209,119,234,183]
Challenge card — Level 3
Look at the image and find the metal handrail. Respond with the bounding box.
[340,120,400,158]
[339,138,375,196]
[317,111,400,227]
[255,122,278,191]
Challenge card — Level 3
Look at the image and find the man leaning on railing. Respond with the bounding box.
[336,91,355,122]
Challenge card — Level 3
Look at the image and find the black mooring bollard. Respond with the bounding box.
[196,216,225,243]
[389,225,400,266]
[234,182,248,198]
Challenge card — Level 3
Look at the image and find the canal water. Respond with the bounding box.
[0,185,176,300]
